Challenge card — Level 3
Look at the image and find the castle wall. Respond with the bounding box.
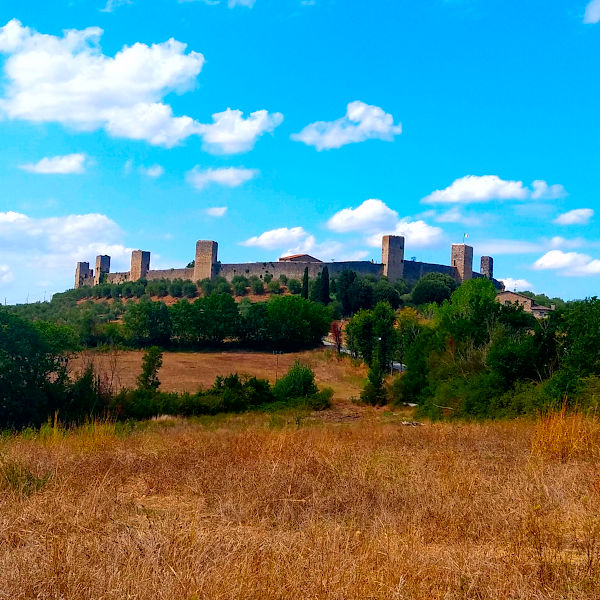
[145,268,194,281]
[403,261,460,285]
[105,272,130,284]
[216,261,383,281]
[131,251,150,282]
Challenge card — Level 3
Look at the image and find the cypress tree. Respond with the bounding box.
[301,267,309,299]
[321,266,330,305]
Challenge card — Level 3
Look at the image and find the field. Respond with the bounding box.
[1,408,600,599]
[70,348,368,401]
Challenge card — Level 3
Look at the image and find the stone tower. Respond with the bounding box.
[94,255,111,285]
[382,235,405,281]
[194,241,218,282]
[480,256,494,280]
[130,250,150,282]
[75,262,93,288]
[451,244,473,282]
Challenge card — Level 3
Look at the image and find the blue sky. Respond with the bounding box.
[0,0,599,303]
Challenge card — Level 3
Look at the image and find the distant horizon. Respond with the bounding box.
[1,0,599,303]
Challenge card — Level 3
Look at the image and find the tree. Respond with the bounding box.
[123,298,172,346]
[301,267,309,300]
[320,266,330,305]
[336,270,357,315]
[411,272,457,305]
[137,346,163,391]
[345,302,397,369]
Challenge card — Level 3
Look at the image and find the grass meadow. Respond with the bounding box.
[1,407,599,599]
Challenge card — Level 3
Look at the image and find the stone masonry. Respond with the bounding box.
[75,236,503,290]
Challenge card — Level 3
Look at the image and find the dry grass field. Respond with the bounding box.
[1,408,600,599]
[70,348,368,401]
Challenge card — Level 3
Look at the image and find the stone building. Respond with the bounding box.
[75,235,502,290]
[495,291,554,318]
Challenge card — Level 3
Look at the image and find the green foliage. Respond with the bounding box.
[266,280,282,295]
[346,302,397,368]
[412,272,458,305]
[0,458,51,497]
[232,275,249,297]
[250,277,265,295]
[361,361,387,406]
[301,267,309,300]
[266,295,332,351]
[287,279,301,294]
[263,273,273,283]
[182,280,198,298]
[123,299,172,346]
[137,346,163,391]
[273,361,318,399]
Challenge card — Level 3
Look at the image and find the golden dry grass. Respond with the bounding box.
[1,412,600,599]
[70,348,368,401]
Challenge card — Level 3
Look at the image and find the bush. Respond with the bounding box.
[250,279,265,295]
[137,346,163,391]
[182,280,198,298]
[287,279,301,294]
[264,273,273,283]
[267,280,282,295]
[273,361,318,400]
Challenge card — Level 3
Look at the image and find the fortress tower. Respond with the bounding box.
[451,244,473,282]
[480,256,494,280]
[194,241,218,281]
[94,255,111,285]
[382,235,405,281]
[75,262,93,288]
[130,250,150,282]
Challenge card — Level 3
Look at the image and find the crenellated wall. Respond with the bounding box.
[75,237,503,291]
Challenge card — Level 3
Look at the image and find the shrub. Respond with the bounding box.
[287,279,301,294]
[267,280,282,295]
[264,273,273,283]
[182,280,198,298]
[137,346,163,391]
[273,361,318,400]
[250,279,265,295]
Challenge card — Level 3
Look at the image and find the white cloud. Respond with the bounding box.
[139,164,164,178]
[19,153,87,174]
[291,101,402,151]
[327,198,443,249]
[433,207,483,226]
[0,265,13,284]
[533,250,600,276]
[242,226,310,250]
[554,208,594,225]
[186,166,258,190]
[0,211,134,302]
[0,20,282,151]
[584,0,600,24]
[327,199,398,233]
[0,20,205,147]
[205,206,228,217]
[422,175,566,205]
[228,0,255,6]
[499,277,533,292]
[366,220,444,249]
[101,0,132,12]
[197,109,283,154]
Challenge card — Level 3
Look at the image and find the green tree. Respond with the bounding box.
[336,270,357,315]
[411,272,457,305]
[301,267,309,300]
[320,266,330,305]
[123,298,172,346]
[137,346,163,391]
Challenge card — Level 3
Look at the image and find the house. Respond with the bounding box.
[495,291,555,318]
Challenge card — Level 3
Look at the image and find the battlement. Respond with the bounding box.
[74,237,501,290]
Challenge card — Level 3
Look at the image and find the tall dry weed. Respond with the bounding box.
[531,402,600,460]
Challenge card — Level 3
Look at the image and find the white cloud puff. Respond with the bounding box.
[242,227,310,250]
[0,264,13,284]
[584,0,600,24]
[19,153,87,174]
[291,101,402,150]
[553,208,594,225]
[205,206,228,217]
[197,109,283,154]
[422,175,566,205]
[0,20,281,151]
[499,277,533,292]
[533,250,600,276]
[327,198,443,248]
[0,211,134,302]
[327,199,398,233]
[139,164,164,178]
[186,166,258,190]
